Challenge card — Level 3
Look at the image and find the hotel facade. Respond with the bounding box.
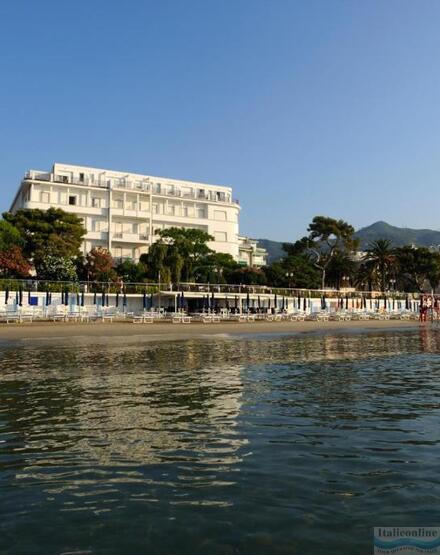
[10,163,246,262]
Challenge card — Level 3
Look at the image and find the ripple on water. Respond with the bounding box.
[1,328,440,554]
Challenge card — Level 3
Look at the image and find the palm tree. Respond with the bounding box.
[363,239,396,292]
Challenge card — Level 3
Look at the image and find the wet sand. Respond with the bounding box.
[0,318,421,345]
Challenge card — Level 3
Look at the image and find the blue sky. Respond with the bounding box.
[1,0,440,241]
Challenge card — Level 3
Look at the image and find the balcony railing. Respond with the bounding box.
[24,171,240,206]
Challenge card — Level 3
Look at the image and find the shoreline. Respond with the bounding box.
[0,319,423,346]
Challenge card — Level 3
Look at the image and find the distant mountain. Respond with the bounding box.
[256,238,285,263]
[354,221,440,249]
[257,221,440,263]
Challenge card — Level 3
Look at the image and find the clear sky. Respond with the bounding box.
[1,0,440,241]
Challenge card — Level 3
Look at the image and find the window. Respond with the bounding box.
[197,208,206,219]
[214,210,227,221]
[68,195,77,206]
[40,191,50,203]
[79,172,85,183]
[91,197,101,208]
[214,231,227,242]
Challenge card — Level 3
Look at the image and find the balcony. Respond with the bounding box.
[23,171,240,207]
[112,232,149,243]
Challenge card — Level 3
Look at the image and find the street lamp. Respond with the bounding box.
[285,271,294,288]
[389,278,396,292]
[342,275,350,289]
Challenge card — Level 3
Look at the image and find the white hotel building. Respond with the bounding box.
[10,163,244,262]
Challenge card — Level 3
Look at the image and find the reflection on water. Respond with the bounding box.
[1,329,440,554]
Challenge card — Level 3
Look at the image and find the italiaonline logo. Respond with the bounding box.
[374,527,440,554]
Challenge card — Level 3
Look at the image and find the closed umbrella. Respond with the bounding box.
[345,295,349,310]
[258,296,261,311]
[116,291,119,308]
[267,296,271,310]
[76,292,80,306]
[274,293,278,312]
[61,290,65,305]
[246,291,250,312]
[93,291,97,305]
[5,288,9,305]
[234,295,238,312]
[321,295,326,310]
[383,297,387,310]
[101,290,105,307]
[211,291,215,312]
[27,290,31,305]
[282,297,285,311]
[181,290,185,311]
[392,298,395,310]
[297,295,301,310]
[45,290,49,306]
[15,290,19,305]
[49,292,52,305]
[225,296,230,310]
[106,293,109,307]
[285,298,288,310]
[303,297,306,312]
[81,291,85,307]
[150,293,154,309]
[64,290,69,306]
[143,291,147,310]
[123,290,127,308]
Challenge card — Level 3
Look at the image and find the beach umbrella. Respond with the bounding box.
[246,291,250,311]
[93,291,97,305]
[274,293,278,311]
[211,291,215,311]
[15,290,19,305]
[297,295,301,310]
[267,296,271,310]
[19,288,23,307]
[61,290,65,305]
[143,291,147,310]
[4,288,9,305]
[106,293,109,307]
[49,292,52,305]
[181,290,185,310]
[383,297,387,310]
[321,295,326,310]
[115,291,119,308]
[81,291,85,307]
[345,295,349,310]
[258,296,261,310]
[45,290,49,306]
[64,290,69,306]
[285,297,289,309]
[76,292,80,306]
[303,297,306,312]
[405,296,409,310]
[101,290,105,307]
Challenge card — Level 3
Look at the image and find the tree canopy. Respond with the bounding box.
[3,208,86,261]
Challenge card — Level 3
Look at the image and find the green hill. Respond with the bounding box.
[257,221,440,263]
[354,221,440,249]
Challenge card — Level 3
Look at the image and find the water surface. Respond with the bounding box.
[1,328,440,554]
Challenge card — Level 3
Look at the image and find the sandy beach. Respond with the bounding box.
[0,318,421,345]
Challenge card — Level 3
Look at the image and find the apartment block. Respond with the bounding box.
[10,163,241,262]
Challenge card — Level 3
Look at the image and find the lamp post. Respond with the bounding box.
[285,271,294,289]
[342,275,350,289]
[389,278,396,292]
